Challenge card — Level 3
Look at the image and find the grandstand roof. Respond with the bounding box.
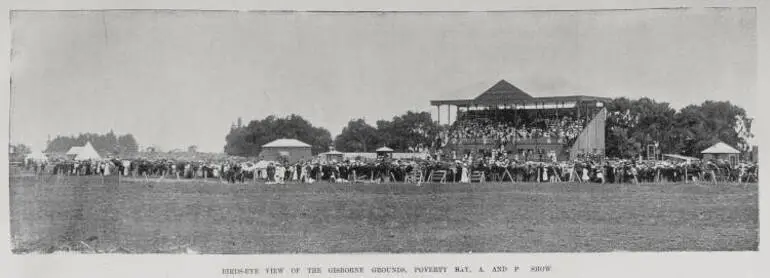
[701,142,740,154]
[430,79,611,107]
[474,80,533,102]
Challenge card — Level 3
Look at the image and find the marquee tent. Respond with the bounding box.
[25,151,48,161]
[72,142,102,161]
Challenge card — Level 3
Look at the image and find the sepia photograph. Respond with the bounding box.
[8,7,758,255]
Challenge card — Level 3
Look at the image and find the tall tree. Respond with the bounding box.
[671,101,752,157]
[375,111,439,152]
[224,114,333,156]
[605,97,676,158]
[334,119,382,152]
[605,97,752,158]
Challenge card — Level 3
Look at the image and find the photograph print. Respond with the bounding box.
[8,8,758,254]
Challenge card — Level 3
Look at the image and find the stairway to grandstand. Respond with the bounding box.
[429,170,447,183]
[470,171,485,183]
[410,170,424,183]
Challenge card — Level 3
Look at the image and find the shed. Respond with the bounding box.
[701,142,740,165]
[376,146,394,159]
[259,138,313,163]
[318,146,344,162]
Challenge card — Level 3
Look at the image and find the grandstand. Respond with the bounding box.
[430,80,610,161]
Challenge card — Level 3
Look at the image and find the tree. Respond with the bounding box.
[334,119,383,152]
[188,145,198,153]
[9,144,31,162]
[605,97,753,159]
[10,144,31,155]
[224,114,333,156]
[375,111,439,152]
[45,132,139,157]
[671,101,752,157]
[605,97,675,158]
[117,134,139,156]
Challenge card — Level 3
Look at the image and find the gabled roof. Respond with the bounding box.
[701,142,740,154]
[376,146,394,152]
[473,80,534,102]
[262,138,311,148]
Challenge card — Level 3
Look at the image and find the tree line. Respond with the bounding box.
[606,98,753,158]
[44,131,139,157]
[224,98,753,160]
[29,97,749,160]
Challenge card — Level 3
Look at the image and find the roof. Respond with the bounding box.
[663,154,700,161]
[701,142,740,154]
[262,138,311,148]
[473,80,533,103]
[376,146,394,152]
[430,79,611,107]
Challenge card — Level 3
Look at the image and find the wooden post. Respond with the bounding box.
[684,167,688,184]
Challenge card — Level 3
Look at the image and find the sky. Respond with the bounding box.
[9,8,757,153]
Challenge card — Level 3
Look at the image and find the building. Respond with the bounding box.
[429,79,610,161]
[259,138,313,163]
[318,147,344,162]
[701,142,740,165]
[376,146,394,158]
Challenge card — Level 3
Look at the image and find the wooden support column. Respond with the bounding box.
[447,105,451,125]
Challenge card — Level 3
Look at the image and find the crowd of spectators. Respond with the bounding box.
[436,110,588,149]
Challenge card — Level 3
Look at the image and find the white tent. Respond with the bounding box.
[74,142,102,161]
[262,138,311,148]
[25,151,48,161]
[66,146,83,155]
[253,160,276,169]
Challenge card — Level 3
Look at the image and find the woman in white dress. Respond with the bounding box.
[460,163,470,183]
[581,167,589,183]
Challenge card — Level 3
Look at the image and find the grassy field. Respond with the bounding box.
[9,175,758,254]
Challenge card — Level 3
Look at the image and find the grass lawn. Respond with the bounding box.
[9,175,758,254]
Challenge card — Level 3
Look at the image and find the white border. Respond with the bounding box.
[1,1,765,278]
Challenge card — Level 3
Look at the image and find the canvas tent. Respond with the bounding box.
[25,150,48,162]
[69,142,102,161]
[66,146,83,155]
[259,138,312,163]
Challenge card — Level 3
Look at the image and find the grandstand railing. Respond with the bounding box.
[449,137,567,146]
